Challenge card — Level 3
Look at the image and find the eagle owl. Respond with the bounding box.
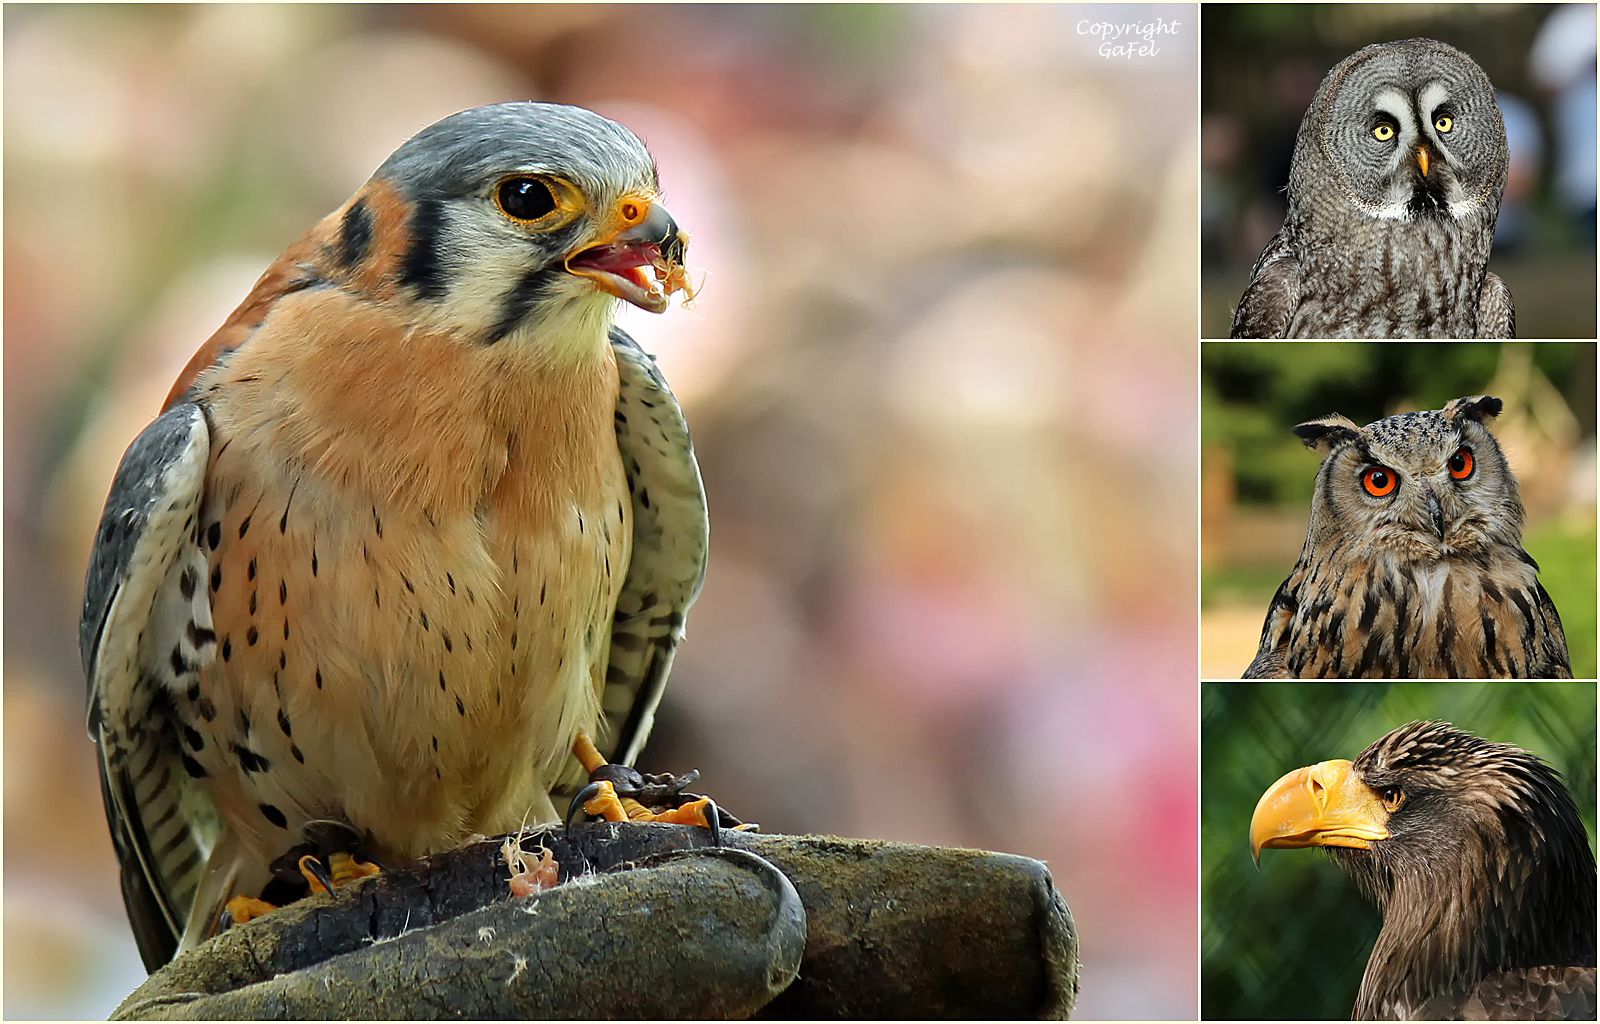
[1245,395,1570,678]
[1231,38,1514,339]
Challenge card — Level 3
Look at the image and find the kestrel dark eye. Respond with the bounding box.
[497,177,557,221]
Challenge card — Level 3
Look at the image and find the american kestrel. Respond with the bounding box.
[81,102,708,968]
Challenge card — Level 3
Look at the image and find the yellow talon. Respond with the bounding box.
[329,850,382,885]
[298,850,381,895]
[582,779,631,823]
[574,732,607,775]
[224,895,278,925]
[651,796,714,827]
[572,734,723,828]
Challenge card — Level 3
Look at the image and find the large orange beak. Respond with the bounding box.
[565,193,690,313]
[1249,759,1390,868]
[1415,146,1430,178]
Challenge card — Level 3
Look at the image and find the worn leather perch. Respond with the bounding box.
[113,826,1080,1020]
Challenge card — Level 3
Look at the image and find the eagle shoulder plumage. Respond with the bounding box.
[1250,720,1597,1020]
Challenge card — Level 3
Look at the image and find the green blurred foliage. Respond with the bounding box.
[1202,341,1590,506]
[1201,682,1597,1020]
[1527,519,1600,680]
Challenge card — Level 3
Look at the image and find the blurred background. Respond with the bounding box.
[1202,341,1598,678]
[1201,3,1598,338]
[1201,680,1598,1019]
[4,4,1200,1018]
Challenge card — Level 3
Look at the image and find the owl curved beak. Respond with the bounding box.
[1250,759,1391,869]
[1415,146,1431,178]
[1421,482,1445,539]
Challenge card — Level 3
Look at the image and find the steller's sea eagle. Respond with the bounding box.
[1250,720,1596,1020]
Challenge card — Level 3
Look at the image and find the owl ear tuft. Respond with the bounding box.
[1442,395,1502,424]
[1293,415,1360,454]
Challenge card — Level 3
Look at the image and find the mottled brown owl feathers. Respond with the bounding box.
[1245,396,1569,678]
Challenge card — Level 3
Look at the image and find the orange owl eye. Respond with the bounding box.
[1448,447,1474,480]
[1362,466,1397,497]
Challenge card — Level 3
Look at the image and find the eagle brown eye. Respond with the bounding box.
[1362,466,1397,497]
[1448,447,1474,480]
[497,177,557,222]
[1381,787,1405,811]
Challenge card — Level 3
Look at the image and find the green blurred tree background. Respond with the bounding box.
[1201,681,1597,1019]
[1201,341,1597,678]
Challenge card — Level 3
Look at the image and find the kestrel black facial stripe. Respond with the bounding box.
[486,266,561,345]
[338,199,373,269]
[399,198,448,300]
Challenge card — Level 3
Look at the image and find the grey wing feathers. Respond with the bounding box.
[1477,271,1515,339]
[83,403,219,970]
[601,327,709,767]
[1230,232,1301,338]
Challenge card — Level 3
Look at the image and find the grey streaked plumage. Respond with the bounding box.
[1231,38,1513,339]
[1245,395,1569,678]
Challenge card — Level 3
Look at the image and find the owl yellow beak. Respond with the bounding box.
[1415,146,1430,178]
[1249,759,1391,868]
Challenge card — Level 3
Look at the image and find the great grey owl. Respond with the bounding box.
[1245,396,1569,678]
[1231,39,1514,339]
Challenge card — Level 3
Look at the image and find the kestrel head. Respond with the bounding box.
[340,102,690,344]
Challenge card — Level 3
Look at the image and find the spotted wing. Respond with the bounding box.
[598,327,709,767]
[82,403,220,970]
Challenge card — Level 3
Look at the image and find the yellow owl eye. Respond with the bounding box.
[1435,115,1453,133]
[1448,447,1474,479]
[1362,465,1398,497]
[1373,123,1396,142]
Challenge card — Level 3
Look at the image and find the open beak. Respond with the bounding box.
[565,194,690,314]
[1415,146,1430,178]
[1249,759,1390,868]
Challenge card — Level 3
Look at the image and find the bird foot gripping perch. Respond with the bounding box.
[223,824,383,927]
[564,733,749,844]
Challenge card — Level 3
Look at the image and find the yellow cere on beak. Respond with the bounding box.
[1249,758,1391,867]
[1415,146,1430,178]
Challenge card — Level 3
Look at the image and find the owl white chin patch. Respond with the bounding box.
[1365,196,1479,224]
[1367,202,1414,222]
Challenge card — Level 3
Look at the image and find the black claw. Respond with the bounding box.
[566,781,605,829]
[300,854,335,894]
[702,797,724,848]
